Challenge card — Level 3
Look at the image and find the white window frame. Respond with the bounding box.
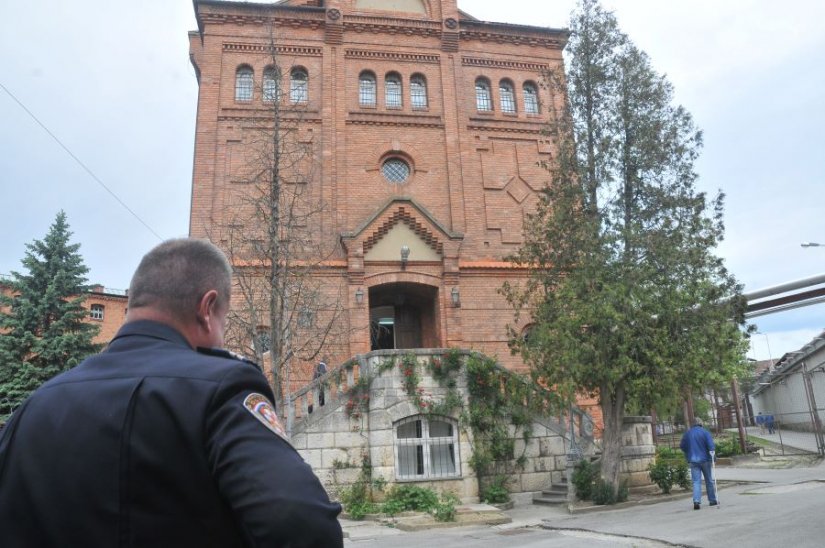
[90,304,104,321]
[394,415,460,481]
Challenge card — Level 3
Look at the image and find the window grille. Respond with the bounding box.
[395,416,459,480]
[385,73,402,108]
[523,82,539,114]
[290,68,308,103]
[410,75,427,109]
[475,78,492,111]
[381,158,410,183]
[359,72,376,107]
[235,66,254,102]
[263,67,279,102]
[500,80,516,113]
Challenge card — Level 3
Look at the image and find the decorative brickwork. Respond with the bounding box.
[189,0,569,373]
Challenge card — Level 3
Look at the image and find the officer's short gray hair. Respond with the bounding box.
[128,238,232,319]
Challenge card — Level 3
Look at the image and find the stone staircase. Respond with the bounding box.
[532,478,569,506]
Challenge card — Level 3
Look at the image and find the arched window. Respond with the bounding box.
[475,78,492,112]
[410,74,428,109]
[385,72,402,108]
[235,65,254,102]
[394,415,460,479]
[262,66,279,102]
[359,71,377,107]
[90,304,104,321]
[523,82,539,114]
[255,327,271,354]
[499,79,516,113]
[290,67,308,104]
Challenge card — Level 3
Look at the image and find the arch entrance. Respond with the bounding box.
[369,283,440,350]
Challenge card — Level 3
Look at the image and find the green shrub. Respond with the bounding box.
[648,456,689,494]
[591,479,616,505]
[480,475,510,504]
[383,485,439,512]
[431,492,460,522]
[714,436,742,458]
[572,459,598,500]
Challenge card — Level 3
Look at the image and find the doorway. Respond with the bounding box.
[369,283,439,350]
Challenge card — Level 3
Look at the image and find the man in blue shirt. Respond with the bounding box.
[680,417,718,510]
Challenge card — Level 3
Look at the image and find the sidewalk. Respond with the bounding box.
[341,457,825,545]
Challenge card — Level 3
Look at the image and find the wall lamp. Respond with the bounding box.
[400,245,410,269]
[451,286,461,307]
[355,287,364,305]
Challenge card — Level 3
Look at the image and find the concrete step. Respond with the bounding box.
[533,482,569,505]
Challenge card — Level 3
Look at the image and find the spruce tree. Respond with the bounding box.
[0,211,101,419]
[503,0,749,493]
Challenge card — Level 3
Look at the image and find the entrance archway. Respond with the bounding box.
[369,283,440,350]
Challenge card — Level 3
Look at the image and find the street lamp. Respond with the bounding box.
[801,242,823,247]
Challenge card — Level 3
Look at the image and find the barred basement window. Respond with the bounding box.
[235,65,254,102]
[395,416,459,480]
[90,304,104,321]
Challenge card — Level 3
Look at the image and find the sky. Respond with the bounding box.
[1,0,824,362]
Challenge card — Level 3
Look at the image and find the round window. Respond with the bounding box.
[381,158,411,183]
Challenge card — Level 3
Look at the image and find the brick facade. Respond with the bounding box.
[1,280,127,346]
[188,0,568,379]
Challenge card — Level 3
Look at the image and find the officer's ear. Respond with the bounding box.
[196,289,220,333]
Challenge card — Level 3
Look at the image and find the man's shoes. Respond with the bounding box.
[693,502,701,510]
[709,501,718,506]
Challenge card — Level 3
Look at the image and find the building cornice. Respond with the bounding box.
[345,49,440,65]
[223,43,323,56]
[462,56,549,73]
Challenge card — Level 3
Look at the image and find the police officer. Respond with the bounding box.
[0,238,343,547]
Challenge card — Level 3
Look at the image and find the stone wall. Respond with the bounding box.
[291,351,576,502]
[620,416,656,488]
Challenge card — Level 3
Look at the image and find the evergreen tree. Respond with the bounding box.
[0,211,101,419]
[503,0,750,493]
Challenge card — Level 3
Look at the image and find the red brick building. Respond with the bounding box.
[188,0,567,377]
[0,278,127,347]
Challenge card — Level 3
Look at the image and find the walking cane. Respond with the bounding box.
[710,450,720,509]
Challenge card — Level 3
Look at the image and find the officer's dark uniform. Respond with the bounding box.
[0,320,343,547]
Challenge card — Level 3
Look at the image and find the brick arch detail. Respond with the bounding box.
[362,206,444,256]
[365,271,442,288]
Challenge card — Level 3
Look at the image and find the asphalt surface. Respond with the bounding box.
[342,457,825,547]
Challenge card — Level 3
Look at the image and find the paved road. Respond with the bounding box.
[343,459,825,547]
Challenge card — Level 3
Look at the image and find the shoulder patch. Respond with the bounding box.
[197,347,261,371]
[243,393,290,442]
